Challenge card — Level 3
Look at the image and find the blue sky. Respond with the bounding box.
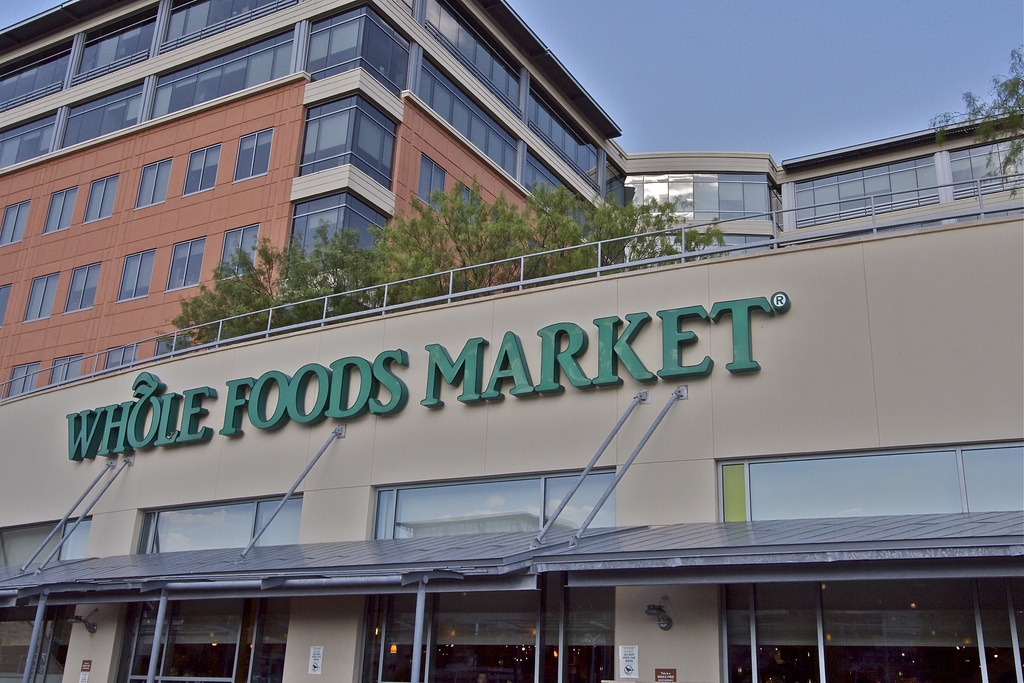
[3,0,1021,161]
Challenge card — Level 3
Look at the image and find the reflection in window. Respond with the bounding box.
[950,141,1023,197]
[300,96,396,186]
[52,352,85,384]
[119,250,156,300]
[417,60,516,176]
[45,187,77,233]
[221,224,259,275]
[167,237,206,290]
[626,173,776,224]
[0,284,9,326]
[7,362,40,398]
[962,445,1024,512]
[76,12,155,84]
[527,90,597,189]
[307,7,409,93]
[0,519,91,566]
[137,159,172,208]
[375,471,615,539]
[756,583,820,683]
[24,273,59,321]
[183,144,221,194]
[65,263,101,312]
[418,154,446,206]
[234,129,273,181]
[105,343,138,370]
[153,33,293,117]
[1,200,30,246]
[523,151,564,191]
[140,497,301,553]
[290,192,386,253]
[164,0,298,49]
[0,604,73,683]
[0,46,70,111]
[123,598,289,683]
[62,84,144,148]
[85,175,119,222]
[0,115,57,170]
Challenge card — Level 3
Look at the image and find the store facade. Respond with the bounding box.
[1,215,1021,683]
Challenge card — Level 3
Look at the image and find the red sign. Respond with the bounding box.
[655,669,676,683]
[81,661,92,672]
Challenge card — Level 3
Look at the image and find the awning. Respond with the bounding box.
[1,512,1020,606]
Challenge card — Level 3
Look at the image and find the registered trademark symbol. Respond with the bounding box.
[770,291,790,313]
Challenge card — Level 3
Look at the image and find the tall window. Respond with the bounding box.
[62,84,144,148]
[291,192,386,252]
[184,144,221,194]
[300,96,396,186]
[122,598,289,683]
[8,362,40,398]
[221,224,259,275]
[85,175,119,222]
[76,12,156,83]
[527,90,598,189]
[417,60,516,175]
[234,129,273,181]
[164,0,298,49]
[136,158,172,208]
[152,33,293,117]
[418,154,446,205]
[523,151,563,191]
[50,355,83,385]
[374,471,616,539]
[140,498,301,553]
[24,273,59,321]
[65,263,101,312]
[1,200,30,245]
[167,237,206,289]
[104,343,138,370]
[119,250,155,300]
[0,45,70,111]
[0,284,10,325]
[306,6,409,93]
[44,187,77,233]
[0,115,57,170]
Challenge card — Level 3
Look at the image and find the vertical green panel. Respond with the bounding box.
[722,464,747,522]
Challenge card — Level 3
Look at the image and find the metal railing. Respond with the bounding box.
[1,173,1020,403]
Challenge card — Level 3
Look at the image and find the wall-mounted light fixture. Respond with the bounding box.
[644,597,672,631]
[68,608,99,634]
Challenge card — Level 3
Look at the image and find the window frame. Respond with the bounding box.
[139,496,302,554]
[8,362,41,398]
[0,283,10,326]
[44,187,77,234]
[24,273,60,322]
[136,158,173,208]
[118,250,156,301]
[167,237,206,290]
[1,199,30,245]
[104,343,138,370]
[418,153,446,206]
[84,174,119,222]
[65,263,101,313]
[183,144,221,195]
[49,354,83,385]
[234,128,273,181]
[220,224,259,276]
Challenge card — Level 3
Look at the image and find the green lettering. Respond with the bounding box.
[220,377,254,437]
[421,338,489,408]
[287,364,330,425]
[593,313,656,387]
[326,357,374,419]
[656,306,713,379]
[709,297,774,373]
[481,332,536,400]
[67,410,105,461]
[97,402,133,456]
[175,386,216,444]
[535,322,592,393]
[154,393,181,446]
[249,371,290,430]
[369,349,409,415]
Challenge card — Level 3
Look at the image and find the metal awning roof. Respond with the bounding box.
[1,512,1020,605]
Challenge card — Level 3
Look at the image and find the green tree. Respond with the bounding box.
[933,47,1023,175]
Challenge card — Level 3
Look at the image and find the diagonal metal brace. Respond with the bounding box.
[569,386,687,548]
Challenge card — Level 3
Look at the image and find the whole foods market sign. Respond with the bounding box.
[67,293,790,461]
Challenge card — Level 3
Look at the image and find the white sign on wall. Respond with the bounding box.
[619,645,639,679]
[308,646,324,675]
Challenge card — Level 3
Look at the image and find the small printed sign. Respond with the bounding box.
[81,661,92,672]
[655,668,676,683]
[619,645,639,679]
[308,646,324,675]
[78,674,89,683]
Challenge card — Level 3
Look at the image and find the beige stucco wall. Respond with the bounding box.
[2,216,1021,683]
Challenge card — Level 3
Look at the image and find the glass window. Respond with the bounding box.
[1,200,30,245]
[119,250,155,300]
[418,154,446,205]
[85,175,119,222]
[949,141,1023,197]
[962,445,1024,512]
[105,343,138,369]
[167,237,206,289]
[136,158,172,208]
[523,151,563,191]
[0,115,57,170]
[291,192,386,252]
[50,355,83,385]
[416,59,516,175]
[307,7,409,93]
[183,144,221,194]
[152,33,293,117]
[7,362,40,398]
[424,0,519,111]
[62,84,144,148]
[527,90,598,189]
[0,284,10,325]
[76,12,155,83]
[755,583,820,683]
[234,128,273,181]
[24,273,59,321]
[221,224,259,275]
[165,0,298,48]
[140,497,301,553]
[0,520,91,566]
[300,96,396,186]
[0,46,70,110]
[376,471,615,539]
[65,263,101,312]
[44,187,77,233]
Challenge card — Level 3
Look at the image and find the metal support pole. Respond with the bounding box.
[1007,581,1022,683]
[410,578,428,683]
[145,590,169,683]
[240,426,346,559]
[21,460,116,571]
[532,391,648,548]
[570,386,687,547]
[20,591,48,683]
[974,581,991,683]
[37,457,134,572]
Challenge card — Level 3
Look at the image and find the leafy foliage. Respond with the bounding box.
[933,47,1024,175]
